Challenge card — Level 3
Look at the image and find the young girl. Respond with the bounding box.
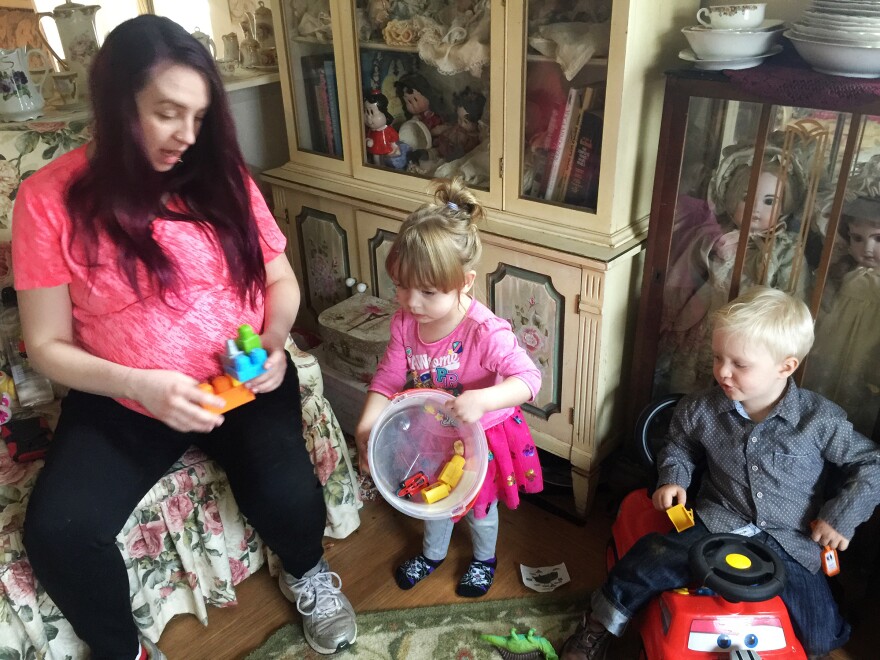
[805,196,880,437]
[355,178,543,598]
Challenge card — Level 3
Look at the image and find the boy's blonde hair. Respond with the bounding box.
[711,286,814,362]
[386,177,484,292]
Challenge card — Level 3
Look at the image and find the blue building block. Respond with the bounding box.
[221,338,267,382]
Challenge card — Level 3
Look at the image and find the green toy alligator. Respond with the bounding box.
[481,628,559,660]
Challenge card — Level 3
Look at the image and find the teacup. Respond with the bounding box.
[49,71,79,106]
[258,47,277,67]
[696,3,766,30]
[217,58,239,76]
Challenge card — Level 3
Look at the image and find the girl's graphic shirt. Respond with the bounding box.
[370,297,541,430]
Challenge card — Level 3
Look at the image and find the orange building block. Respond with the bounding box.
[199,375,255,414]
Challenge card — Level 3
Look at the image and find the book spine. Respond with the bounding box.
[554,104,586,202]
[543,88,580,201]
[301,56,323,152]
[564,112,604,208]
[316,67,333,154]
[323,59,342,156]
[529,105,560,198]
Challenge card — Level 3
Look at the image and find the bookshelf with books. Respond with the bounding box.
[267,1,696,516]
[531,80,606,204]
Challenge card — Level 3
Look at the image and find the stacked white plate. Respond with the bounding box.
[787,0,880,76]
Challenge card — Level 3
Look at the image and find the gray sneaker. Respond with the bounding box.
[279,558,357,655]
[141,637,167,660]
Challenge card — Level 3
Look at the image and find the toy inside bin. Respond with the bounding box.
[368,389,488,520]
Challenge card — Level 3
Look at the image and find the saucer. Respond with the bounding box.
[49,100,87,112]
[690,19,785,32]
[678,44,783,70]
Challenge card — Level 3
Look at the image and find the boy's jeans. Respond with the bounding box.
[591,519,851,656]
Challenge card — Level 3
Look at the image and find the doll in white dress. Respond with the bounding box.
[658,145,811,394]
[805,196,880,438]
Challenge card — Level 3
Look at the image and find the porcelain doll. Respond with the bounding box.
[363,90,400,166]
[804,196,880,437]
[394,72,446,138]
[657,145,811,394]
[436,87,485,162]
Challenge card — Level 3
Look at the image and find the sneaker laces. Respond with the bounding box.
[570,624,609,656]
[294,571,345,619]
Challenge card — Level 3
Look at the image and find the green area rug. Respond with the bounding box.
[246,592,589,659]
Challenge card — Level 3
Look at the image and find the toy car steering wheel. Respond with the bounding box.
[689,533,786,603]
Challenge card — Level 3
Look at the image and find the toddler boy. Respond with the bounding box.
[561,286,880,659]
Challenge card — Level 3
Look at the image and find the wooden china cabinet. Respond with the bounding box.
[264,0,694,516]
[631,69,880,443]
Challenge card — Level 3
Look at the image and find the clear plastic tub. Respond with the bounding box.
[368,389,488,520]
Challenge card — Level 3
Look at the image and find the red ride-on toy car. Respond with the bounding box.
[609,395,806,659]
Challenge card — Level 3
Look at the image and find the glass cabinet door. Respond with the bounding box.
[352,0,493,192]
[518,0,610,211]
[279,0,345,162]
[645,90,880,439]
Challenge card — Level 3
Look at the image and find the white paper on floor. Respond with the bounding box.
[520,562,571,592]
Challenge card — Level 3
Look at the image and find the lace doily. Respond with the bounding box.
[724,46,880,113]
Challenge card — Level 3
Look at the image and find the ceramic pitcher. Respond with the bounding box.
[37,2,101,99]
[250,1,275,50]
[0,47,51,122]
[222,32,240,62]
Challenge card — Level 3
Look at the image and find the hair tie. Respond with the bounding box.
[447,202,459,212]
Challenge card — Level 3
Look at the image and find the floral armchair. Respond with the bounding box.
[0,343,362,660]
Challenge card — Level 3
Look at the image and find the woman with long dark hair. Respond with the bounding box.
[12,15,356,660]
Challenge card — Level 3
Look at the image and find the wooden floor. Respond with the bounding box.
[157,494,878,659]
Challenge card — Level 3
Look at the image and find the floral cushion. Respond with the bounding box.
[0,343,361,659]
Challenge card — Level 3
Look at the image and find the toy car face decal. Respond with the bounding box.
[687,617,786,652]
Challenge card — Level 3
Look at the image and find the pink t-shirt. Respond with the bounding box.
[11,146,286,415]
[369,298,542,430]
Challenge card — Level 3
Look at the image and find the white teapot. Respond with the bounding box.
[0,47,51,122]
[191,27,217,60]
[37,2,101,99]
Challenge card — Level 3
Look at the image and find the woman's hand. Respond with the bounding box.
[131,369,226,433]
[245,345,287,394]
[652,483,686,512]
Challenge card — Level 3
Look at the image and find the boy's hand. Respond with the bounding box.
[811,519,850,551]
[653,484,687,512]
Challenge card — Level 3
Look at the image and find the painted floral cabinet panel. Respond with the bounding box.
[479,242,581,446]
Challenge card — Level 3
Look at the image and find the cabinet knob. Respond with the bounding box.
[344,277,368,294]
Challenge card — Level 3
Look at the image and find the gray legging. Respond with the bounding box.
[23,354,326,660]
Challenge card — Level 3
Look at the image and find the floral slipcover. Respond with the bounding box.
[0,109,93,240]
[0,343,361,659]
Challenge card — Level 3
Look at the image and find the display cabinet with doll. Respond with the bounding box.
[804,195,880,437]
[656,143,811,394]
[435,87,485,162]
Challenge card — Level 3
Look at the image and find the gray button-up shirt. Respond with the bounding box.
[656,379,880,573]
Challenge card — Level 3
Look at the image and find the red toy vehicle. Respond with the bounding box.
[610,395,807,659]
[397,471,429,499]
